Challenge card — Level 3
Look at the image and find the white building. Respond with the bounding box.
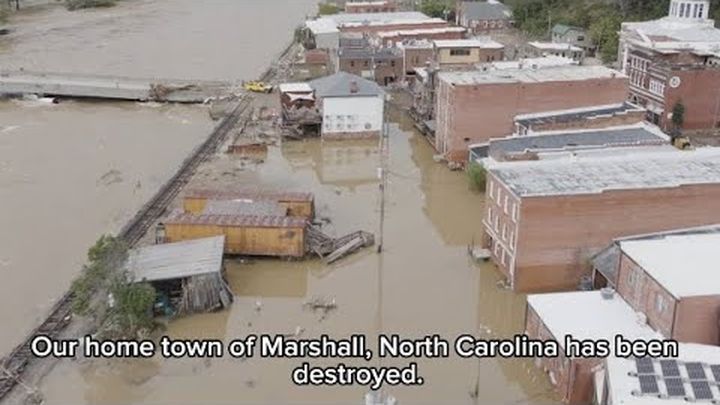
[310,72,385,139]
[599,343,720,404]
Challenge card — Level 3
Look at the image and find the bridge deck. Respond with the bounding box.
[0,71,235,103]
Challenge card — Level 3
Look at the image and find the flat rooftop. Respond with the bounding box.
[605,343,720,404]
[528,41,583,52]
[620,230,720,298]
[488,124,668,159]
[164,212,307,228]
[487,147,720,197]
[527,290,659,350]
[184,188,314,202]
[376,26,465,38]
[515,102,645,128]
[433,38,504,49]
[438,64,622,85]
[125,236,225,282]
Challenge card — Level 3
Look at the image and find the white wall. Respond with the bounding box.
[322,96,384,136]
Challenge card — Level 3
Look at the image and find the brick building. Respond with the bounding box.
[619,0,720,130]
[345,0,397,13]
[456,1,513,34]
[435,65,627,162]
[338,47,403,85]
[482,148,720,292]
[525,290,659,404]
[371,26,466,48]
[593,225,720,346]
[397,40,435,81]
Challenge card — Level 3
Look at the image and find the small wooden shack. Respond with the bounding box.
[124,236,232,316]
[183,189,315,219]
[163,212,307,258]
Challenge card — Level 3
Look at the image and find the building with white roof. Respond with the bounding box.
[619,0,720,130]
[481,147,720,292]
[592,224,720,346]
[599,343,720,404]
[526,41,584,62]
[526,290,660,403]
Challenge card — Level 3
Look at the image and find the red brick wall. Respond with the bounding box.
[616,254,676,337]
[377,30,465,46]
[483,172,521,280]
[437,75,629,163]
[402,47,434,75]
[674,296,720,345]
[505,183,720,292]
[338,56,403,85]
[663,68,720,130]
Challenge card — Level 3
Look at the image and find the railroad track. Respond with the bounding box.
[0,94,253,400]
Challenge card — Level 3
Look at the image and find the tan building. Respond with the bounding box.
[525,290,659,404]
[372,26,466,48]
[482,148,720,292]
[433,38,504,67]
[593,225,720,345]
[435,65,628,162]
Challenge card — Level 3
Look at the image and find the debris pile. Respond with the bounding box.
[307,226,375,264]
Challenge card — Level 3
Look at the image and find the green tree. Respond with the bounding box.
[419,0,448,19]
[318,2,339,15]
[106,275,157,338]
[672,101,686,130]
[467,162,487,192]
[589,11,623,63]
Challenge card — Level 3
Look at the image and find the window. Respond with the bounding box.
[577,35,585,42]
[627,269,638,287]
[508,230,515,248]
[350,61,355,68]
[487,206,493,222]
[512,202,518,221]
[500,248,507,266]
[364,60,369,67]
[494,214,499,232]
[496,188,502,205]
[649,79,665,96]
[488,180,495,198]
[655,294,668,314]
[391,60,396,67]
[450,48,471,56]
[501,224,507,240]
[503,195,509,214]
[493,240,500,257]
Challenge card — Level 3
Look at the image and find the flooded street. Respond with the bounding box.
[37,106,559,404]
[0,1,560,404]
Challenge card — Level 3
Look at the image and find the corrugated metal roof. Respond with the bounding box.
[488,125,668,158]
[164,212,307,228]
[184,188,314,202]
[202,200,287,217]
[125,236,225,282]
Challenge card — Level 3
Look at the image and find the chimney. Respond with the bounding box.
[350,80,359,94]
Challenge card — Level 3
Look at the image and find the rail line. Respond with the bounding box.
[0,94,253,400]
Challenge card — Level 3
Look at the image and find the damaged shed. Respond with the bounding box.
[183,189,315,219]
[125,236,232,316]
[162,212,308,258]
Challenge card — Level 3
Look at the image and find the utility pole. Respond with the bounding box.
[377,94,389,254]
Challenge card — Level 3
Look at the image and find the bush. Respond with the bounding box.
[105,274,157,338]
[66,0,116,11]
[467,162,487,192]
[70,235,128,315]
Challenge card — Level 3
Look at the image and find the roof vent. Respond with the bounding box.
[350,80,359,94]
[601,287,615,300]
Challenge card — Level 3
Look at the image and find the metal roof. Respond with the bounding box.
[164,212,307,228]
[125,236,225,282]
[309,72,384,98]
[202,200,287,217]
[552,23,584,36]
[488,125,668,159]
[459,1,512,21]
[338,46,401,60]
[488,147,720,197]
[184,188,314,202]
[515,102,644,127]
[434,38,504,49]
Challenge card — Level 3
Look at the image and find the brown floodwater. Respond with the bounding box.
[36,106,561,404]
[1,1,561,404]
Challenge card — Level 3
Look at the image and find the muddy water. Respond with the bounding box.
[0,0,316,360]
[37,103,561,404]
[0,100,214,355]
